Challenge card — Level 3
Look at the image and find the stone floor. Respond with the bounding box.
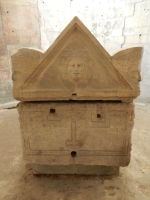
[0,103,150,200]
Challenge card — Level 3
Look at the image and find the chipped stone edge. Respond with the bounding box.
[0,101,20,110]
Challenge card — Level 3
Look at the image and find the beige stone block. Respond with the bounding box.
[0,31,5,44]
[147,17,150,27]
[1,0,17,5]
[17,0,37,6]
[113,36,124,44]
[125,17,134,28]
[135,16,148,27]
[126,35,139,44]
[104,18,124,29]
[18,102,134,168]
[86,20,97,32]
[19,16,39,30]
[123,3,134,16]
[20,30,41,45]
[0,43,7,52]
[0,55,9,70]
[112,29,122,36]
[140,35,148,44]
[147,35,150,43]
[135,1,150,16]
[125,16,148,28]
[4,28,20,44]
[0,17,3,28]
[0,69,10,81]
[126,0,144,3]
[0,2,18,16]
[123,28,134,36]
[135,27,149,35]
[17,5,39,19]
[104,43,121,54]
[122,44,141,49]
[2,15,19,30]
[103,36,114,43]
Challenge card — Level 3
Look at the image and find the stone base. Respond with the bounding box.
[32,164,119,175]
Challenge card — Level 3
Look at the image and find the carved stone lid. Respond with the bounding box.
[11,17,143,102]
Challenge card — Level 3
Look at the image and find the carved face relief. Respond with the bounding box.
[57,54,93,89]
[67,59,85,81]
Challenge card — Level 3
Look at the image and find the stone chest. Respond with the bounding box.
[11,17,142,175]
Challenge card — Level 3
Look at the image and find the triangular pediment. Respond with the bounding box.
[11,17,142,101]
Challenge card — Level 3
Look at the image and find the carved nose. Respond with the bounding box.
[74,65,78,71]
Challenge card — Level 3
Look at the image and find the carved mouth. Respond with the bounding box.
[74,73,80,76]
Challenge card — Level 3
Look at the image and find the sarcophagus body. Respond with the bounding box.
[11,17,142,174]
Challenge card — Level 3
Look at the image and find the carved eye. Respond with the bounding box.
[72,64,75,67]
[78,64,80,67]
[50,108,55,113]
[71,151,77,157]
[97,114,101,118]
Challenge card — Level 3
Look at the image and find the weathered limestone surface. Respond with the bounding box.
[18,102,134,168]
[13,17,142,174]
[32,164,119,175]
[11,17,142,102]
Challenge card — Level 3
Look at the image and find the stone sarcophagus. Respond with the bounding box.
[11,17,142,175]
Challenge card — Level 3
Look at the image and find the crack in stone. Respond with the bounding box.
[121,17,126,48]
[121,0,143,48]
[132,1,143,17]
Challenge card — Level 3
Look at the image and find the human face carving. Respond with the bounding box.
[67,59,84,81]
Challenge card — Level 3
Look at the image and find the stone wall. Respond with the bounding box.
[0,0,41,103]
[0,0,150,103]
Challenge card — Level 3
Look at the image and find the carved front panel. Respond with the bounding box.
[18,102,134,166]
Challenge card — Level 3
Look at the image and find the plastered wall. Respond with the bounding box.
[0,0,41,103]
[0,0,150,103]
